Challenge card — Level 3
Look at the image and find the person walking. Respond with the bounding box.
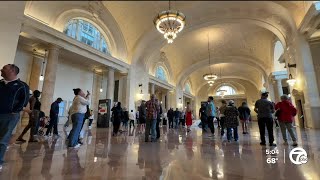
[275,94,298,146]
[174,108,180,129]
[167,108,174,129]
[185,102,193,132]
[0,64,29,170]
[138,101,146,134]
[179,110,185,129]
[68,88,90,149]
[88,109,94,129]
[145,94,159,142]
[206,96,216,137]
[122,107,129,131]
[254,92,276,146]
[199,104,208,132]
[219,100,227,136]
[129,110,135,129]
[225,100,239,142]
[16,90,42,142]
[111,102,124,136]
[155,99,162,139]
[45,98,63,138]
[238,102,251,134]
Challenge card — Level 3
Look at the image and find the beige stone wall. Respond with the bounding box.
[310,42,320,92]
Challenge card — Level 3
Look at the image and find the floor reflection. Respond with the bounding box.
[0,122,319,179]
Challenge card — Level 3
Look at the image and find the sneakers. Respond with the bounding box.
[292,141,298,146]
[88,126,92,130]
[269,143,277,147]
[260,142,266,146]
[69,144,81,149]
[283,141,288,145]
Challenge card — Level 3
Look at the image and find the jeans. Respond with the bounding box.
[169,118,174,128]
[113,121,121,134]
[220,117,226,136]
[258,117,274,144]
[279,122,297,142]
[227,127,238,141]
[207,116,215,134]
[46,116,58,135]
[174,117,179,128]
[156,120,160,139]
[129,120,135,128]
[0,113,20,165]
[145,119,157,141]
[201,117,207,131]
[68,113,85,147]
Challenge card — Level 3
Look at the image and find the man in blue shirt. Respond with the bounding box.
[0,64,29,170]
[206,96,216,136]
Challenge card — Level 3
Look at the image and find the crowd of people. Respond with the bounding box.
[0,64,299,170]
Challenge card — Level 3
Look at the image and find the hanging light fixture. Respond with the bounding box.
[203,34,218,82]
[100,71,103,93]
[287,74,296,86]
[39,49,47,81]
[153,0,186,44]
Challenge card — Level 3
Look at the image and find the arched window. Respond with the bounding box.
[273,40,285,71]
[185,83,191,93]
[216,85,236,96]
[63,18,110,54]
[155,66,168,82]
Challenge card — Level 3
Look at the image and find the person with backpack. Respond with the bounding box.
[275,94,298,146]
[111,102,123,136]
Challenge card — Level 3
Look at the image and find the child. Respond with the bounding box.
[129,110,135,129]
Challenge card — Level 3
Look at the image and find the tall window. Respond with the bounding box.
[185,83,191,93]
[63,18,110,54]
[216,86,236,96]
[156,66,168,82]
[273,40,285,71]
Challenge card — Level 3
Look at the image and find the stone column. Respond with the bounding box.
[166,91,170,110]
[40,45,60,115]
[293,34,320,128]
[150,83,155,95]
[29,51,44,91]
[0,2,25,68]
[107,67,115,104]
[273,79,283,102]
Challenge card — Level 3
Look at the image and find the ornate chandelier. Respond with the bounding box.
[203,34,218,83]
[153,1,186,44]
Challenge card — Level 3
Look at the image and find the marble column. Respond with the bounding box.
[0,2,25,68]
[150,83,155,95]
[273,79,283,102]
[40,45,60,115]
[294,34,320,128]
[107,67,115,105]
[166,91,170,110]
[28,51,44,91]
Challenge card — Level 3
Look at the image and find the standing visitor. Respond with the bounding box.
[88,109,94,129]
[122,108,129,131]
[129,110,135,129]
[174,108,180,129]
[199,104,208,132]
[185,102,193,132]
[238,102,251,134]
[111,102,123,136]
[145,94,159,142]
[225,100,239,142]
[216,107,221,128]
[138,101,146,134]
[206,96,216,137]
[219,100,227,136]
[45,98,63,138]
[254,92,276,146]
[167,108,174,129]
[179,110,185,129]
[155,99,162,139]
[275,95,298,146]
[68,88,90,149]
[0,64,29,170]
[16,90,41,142]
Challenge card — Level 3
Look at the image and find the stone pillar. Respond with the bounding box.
[166,91,170,110]
[0,2,25,68]
[28,51,44,91]
[40,45,60,115]
[294,34,320,128]
[150,83,155,95]
[107,67,115,105]
[273,79,283,102]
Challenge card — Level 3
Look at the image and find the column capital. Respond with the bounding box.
[48,44,62,51]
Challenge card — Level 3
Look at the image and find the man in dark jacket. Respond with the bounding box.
[155,99,162,139]
[0,64,29,170]
[46,98,63,138]
[167,108,174,129]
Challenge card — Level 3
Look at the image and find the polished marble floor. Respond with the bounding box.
[0,121,319,180]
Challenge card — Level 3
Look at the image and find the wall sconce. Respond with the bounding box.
[287,74,296,86]
[39,49,47,81]
[287,63,297,68]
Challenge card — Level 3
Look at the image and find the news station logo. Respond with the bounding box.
[289,147,308,165]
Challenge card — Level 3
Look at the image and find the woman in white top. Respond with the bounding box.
[68,88,90,148]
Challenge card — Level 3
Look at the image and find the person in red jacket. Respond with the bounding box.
[275,94,298,146]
